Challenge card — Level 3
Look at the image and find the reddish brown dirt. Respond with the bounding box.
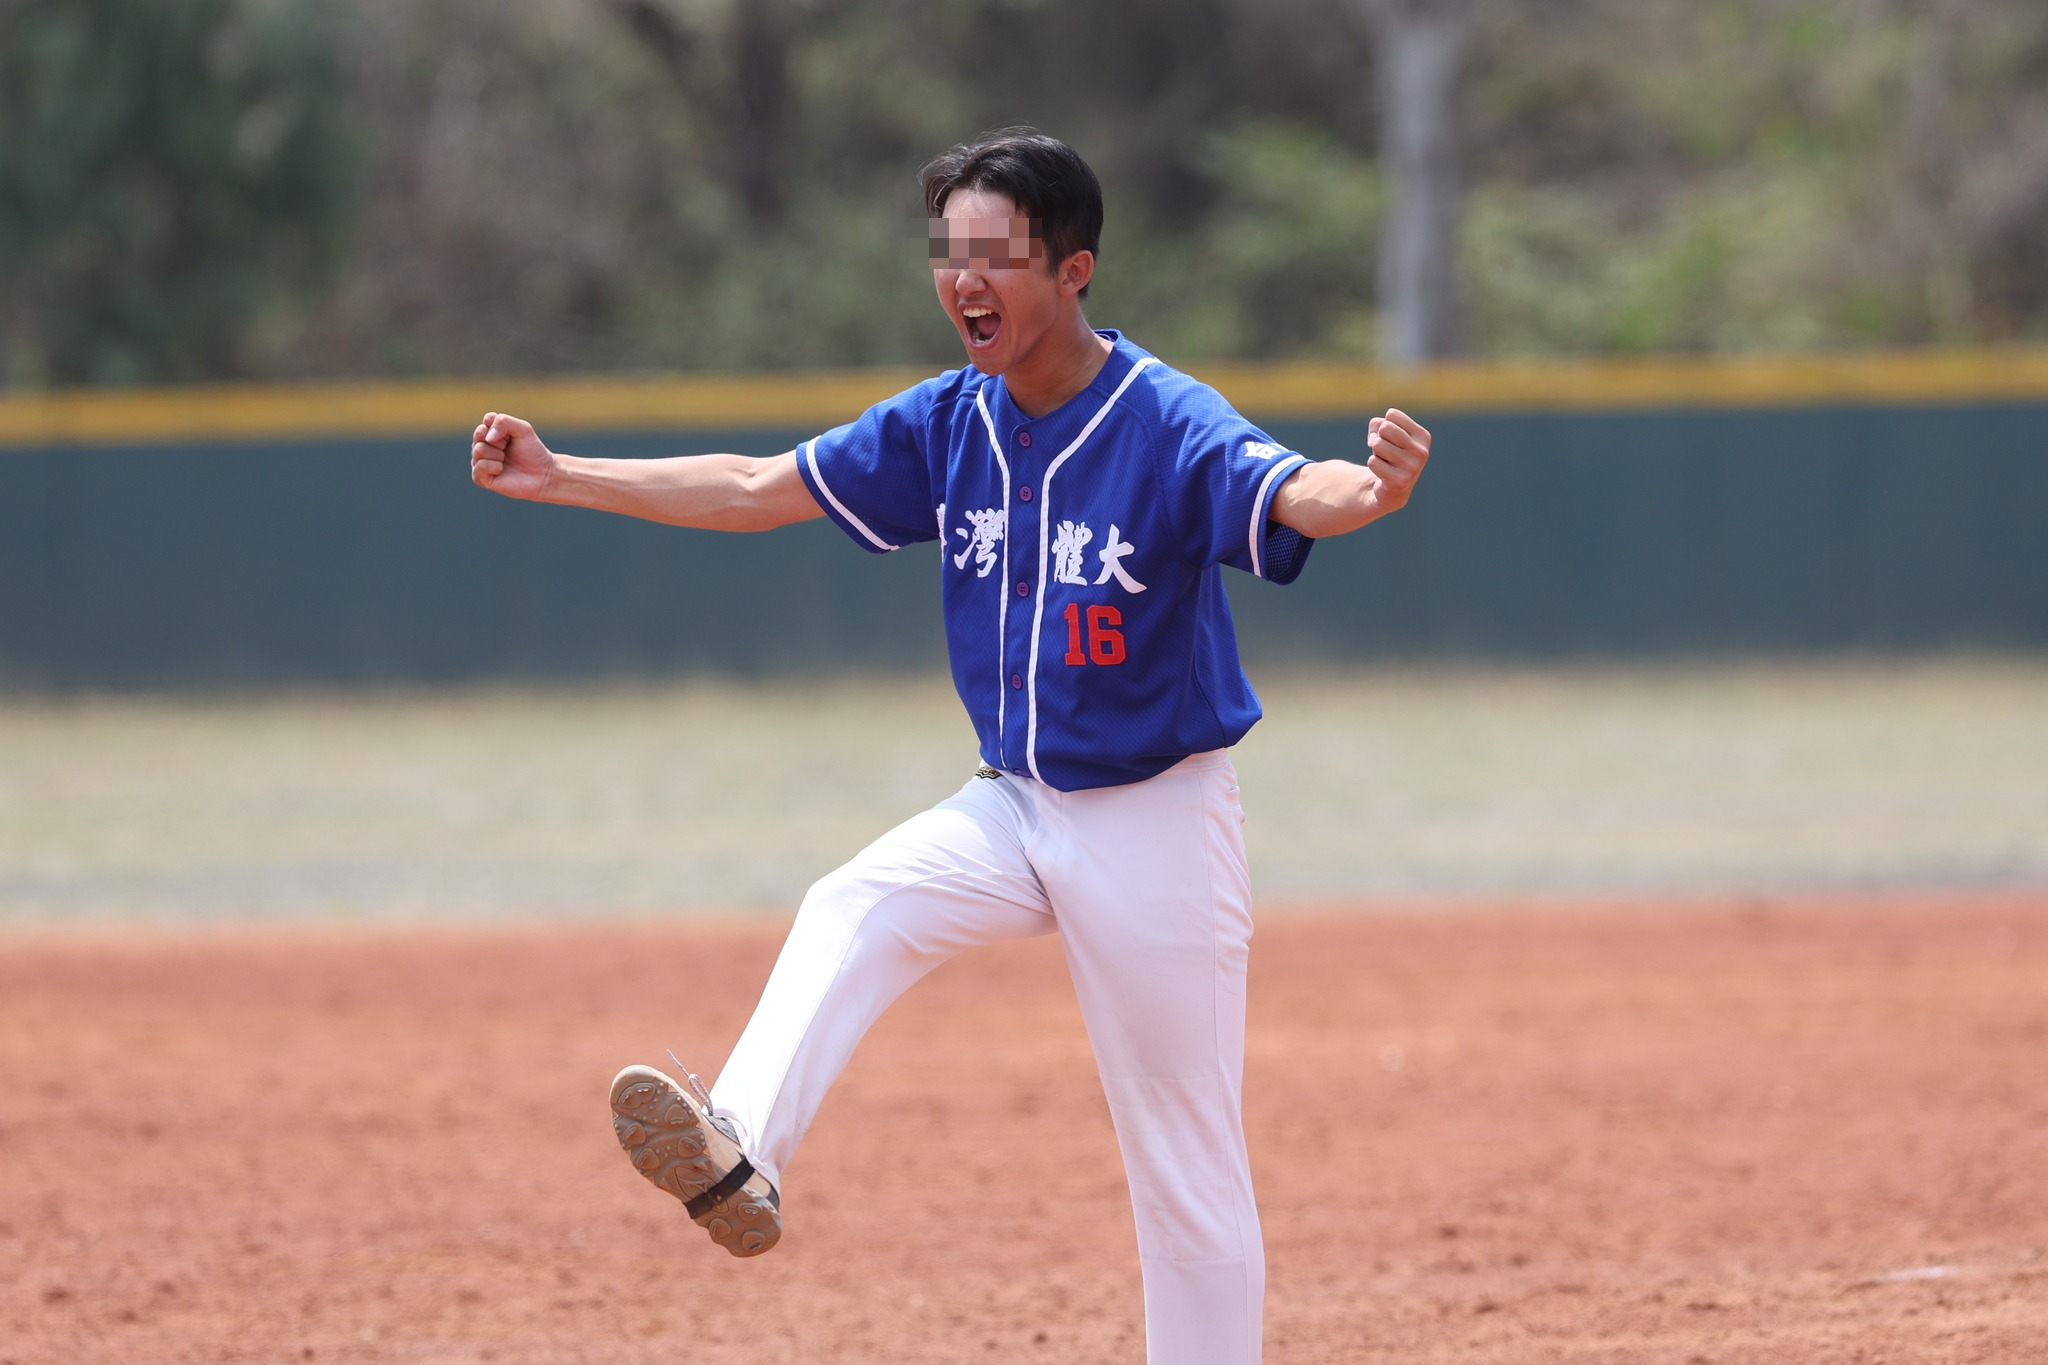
[3,897,2047,1364]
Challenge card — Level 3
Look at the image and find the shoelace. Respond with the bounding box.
[666,1048,744,1146]
[666,1048,714,1108]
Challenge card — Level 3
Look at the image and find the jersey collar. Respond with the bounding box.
[989,331,1151,432]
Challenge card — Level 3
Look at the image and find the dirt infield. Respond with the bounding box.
[4,897,2046,1364]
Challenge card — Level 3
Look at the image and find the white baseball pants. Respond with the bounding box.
[709,750,1264,1365]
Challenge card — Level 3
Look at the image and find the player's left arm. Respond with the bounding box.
[1268,407,1431,538]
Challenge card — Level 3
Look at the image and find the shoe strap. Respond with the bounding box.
[684,1156,759,1219]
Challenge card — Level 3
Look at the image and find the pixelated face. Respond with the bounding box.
[932,187,1078,375]
[927,216,1044,271]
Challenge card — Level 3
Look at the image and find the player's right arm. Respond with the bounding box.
[468,412,824,532]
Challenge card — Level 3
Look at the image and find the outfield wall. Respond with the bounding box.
[2,352,2045,689]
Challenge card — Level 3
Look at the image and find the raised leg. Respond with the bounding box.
[710,775,1053,1191]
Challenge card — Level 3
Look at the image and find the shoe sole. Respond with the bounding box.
[609,1064,782,1258]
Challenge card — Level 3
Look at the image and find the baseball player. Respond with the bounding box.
[469,129,1430,1364]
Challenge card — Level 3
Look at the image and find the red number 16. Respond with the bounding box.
[1063,603,1126,666]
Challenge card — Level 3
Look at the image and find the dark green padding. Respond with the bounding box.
[2,403,2042,690]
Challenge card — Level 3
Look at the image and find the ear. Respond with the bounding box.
[1055,250,1095,297]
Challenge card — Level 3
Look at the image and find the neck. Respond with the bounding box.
[1002,310,1114,417]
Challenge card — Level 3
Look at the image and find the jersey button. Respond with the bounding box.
[1010,673,1023,690]
[1017,430,1033,447]
[1016,580,1029,597]
[1018,485,1032,502]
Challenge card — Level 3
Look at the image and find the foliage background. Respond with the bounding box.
[3,0,2046,387]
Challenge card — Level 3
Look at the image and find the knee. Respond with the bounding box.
[794,864,874,935]
[792,866,923,969]
[1133,1193,1261,1265]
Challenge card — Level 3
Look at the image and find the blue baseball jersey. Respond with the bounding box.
[795,331,1316,791]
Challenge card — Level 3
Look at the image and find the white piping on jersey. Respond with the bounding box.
[805,438,898,552]
[972,389,1013,767]
[1248,453,1310,579]
[1024,357,1158,783]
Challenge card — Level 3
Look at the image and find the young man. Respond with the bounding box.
[469,129,1430,1364]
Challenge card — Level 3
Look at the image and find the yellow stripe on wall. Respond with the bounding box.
[1197,348,2048,417]
[0,369,937,450]
[3,348,2047,448]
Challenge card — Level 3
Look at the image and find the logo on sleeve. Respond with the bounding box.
[1244,440,1286,461]
[952,507,1006,577]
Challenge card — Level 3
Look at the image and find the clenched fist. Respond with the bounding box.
[470,413,557,501]
[1362,407,1430,516]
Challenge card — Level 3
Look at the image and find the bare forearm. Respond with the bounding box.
[1271,460,1389,538]
[542,451,823,532]
[1269,407,1432,539]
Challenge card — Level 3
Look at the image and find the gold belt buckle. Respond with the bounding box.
[974,764,1002,780]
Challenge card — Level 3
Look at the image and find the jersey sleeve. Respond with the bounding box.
[795,380,944,553]
[1156,392,1316,584]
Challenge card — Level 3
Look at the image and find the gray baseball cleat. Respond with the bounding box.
[609,1063,782,1257]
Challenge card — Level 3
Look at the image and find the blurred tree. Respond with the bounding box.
[9,0,2044,385]
[1348,0,1472,364]
[611,0,795,226]
[1458,0,2048,354]
[0,0,354,386]
[274,0,1382,379]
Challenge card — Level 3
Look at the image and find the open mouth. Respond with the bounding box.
[962,305,1002,349]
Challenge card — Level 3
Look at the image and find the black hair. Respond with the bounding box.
[920,128,1104,294]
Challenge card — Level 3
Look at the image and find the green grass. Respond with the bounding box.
[3,661,2045,922]
[1233,662,2048,899]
